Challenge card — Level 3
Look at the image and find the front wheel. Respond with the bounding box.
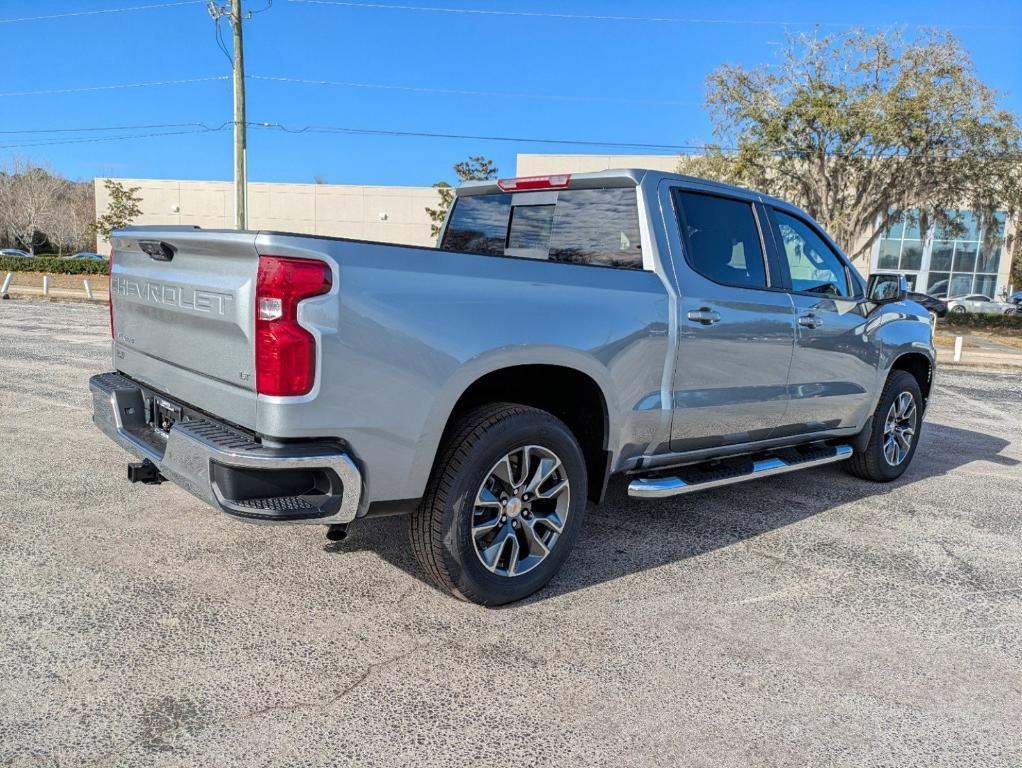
[846,370,923,482]
[410,403,587,605]
[951,305,967,314]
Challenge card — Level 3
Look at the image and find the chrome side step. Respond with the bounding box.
[628,444,853,499]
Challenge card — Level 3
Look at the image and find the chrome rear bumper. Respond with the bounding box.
[90,372,363,525]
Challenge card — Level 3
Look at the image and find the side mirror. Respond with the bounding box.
[867,273,907,304]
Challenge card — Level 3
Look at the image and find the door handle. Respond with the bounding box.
[798,313,823,329]
[687,308,721,325]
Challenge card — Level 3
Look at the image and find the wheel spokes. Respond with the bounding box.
[525,455,561,495]
[533,509,565,534]
[479,524,514,573]
[475,486,503,510]
[472,444,571,578]
[520,518,550,559]
[535,478,568,501]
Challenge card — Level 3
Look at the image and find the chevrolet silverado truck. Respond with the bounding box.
[91,169,935,605]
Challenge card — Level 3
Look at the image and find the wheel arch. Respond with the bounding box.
[412,354,618,505]
[889,351,934,407]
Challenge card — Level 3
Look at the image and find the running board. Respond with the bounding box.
[628,444,853,499]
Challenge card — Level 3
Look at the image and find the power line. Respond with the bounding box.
[287,0,1022,30]
[0,122,221,135]
[0,1,204,24]
[1,117,1016,160]
[250,121,1022,160]
[0,76,229,99]
[251,120,697,151]
[249,74,703,107]
[0,124,231,150]
[286,0,839,26]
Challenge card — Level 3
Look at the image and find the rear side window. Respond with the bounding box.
[441,187,644,270]
[673,190,768,289]
[440,193,512,256]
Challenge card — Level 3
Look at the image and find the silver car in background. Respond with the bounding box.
[946,294,1017,315]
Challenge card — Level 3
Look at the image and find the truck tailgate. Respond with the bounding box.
[110,228,259,424]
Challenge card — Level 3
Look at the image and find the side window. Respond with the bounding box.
[770,210,851,297]
[440,194,512,256]
[441,188,644,270]
[547,188,643,269]
[673,190,768,289]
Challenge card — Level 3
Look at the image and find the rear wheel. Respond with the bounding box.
[846,370,923,482]
[410,403,587,605]
[951,305,967,314]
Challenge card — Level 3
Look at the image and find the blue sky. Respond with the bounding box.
[3,0,1021,187]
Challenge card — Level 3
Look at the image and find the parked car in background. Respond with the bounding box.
[946,294,1017,315]
[64,252,106,261]
[1008,291,1022,306]
[0,248,32,258]
[908,291,948,318]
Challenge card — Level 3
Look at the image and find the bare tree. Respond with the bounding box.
[47,180,96,254]
[0,156,64,254]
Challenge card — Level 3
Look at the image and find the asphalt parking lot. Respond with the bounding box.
[2,299,1021,767]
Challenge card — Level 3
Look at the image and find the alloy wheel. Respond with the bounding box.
[883,391,917,466]
[471,445,570,578]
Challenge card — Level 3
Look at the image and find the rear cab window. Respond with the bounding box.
[441,187,644,270]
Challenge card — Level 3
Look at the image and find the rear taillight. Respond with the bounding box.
[255,256,332,397]
[108,250,114,338]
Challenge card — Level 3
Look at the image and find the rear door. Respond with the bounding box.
[110,228,260,426]
[763,207,878,434]
[665,185,796,452]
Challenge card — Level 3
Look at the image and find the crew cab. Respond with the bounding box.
[91,170,935,604]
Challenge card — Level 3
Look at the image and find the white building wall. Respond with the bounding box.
[94,178,442,253]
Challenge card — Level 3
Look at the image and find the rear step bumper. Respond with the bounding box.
[90,372,363,525]
[628,444,853,499]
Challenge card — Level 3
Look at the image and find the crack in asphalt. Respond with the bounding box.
[83,644,427,765]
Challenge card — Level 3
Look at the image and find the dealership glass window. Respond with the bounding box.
[873,209,1006,298]
[875,213,924,276]
[925,210,1004,297]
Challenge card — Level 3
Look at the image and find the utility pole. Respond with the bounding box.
[231,0,247,230]
[209,0,250,229]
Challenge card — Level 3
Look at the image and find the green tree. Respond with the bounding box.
[92,179,143,240]
[426,156,498,238]
[679,29,1022,264]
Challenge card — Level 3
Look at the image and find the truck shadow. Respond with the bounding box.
[329,422,1018,604]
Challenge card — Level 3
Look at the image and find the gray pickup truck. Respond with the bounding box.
[91,169,935,604]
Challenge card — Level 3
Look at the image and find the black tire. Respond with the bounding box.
[951,305,966,314]
[410,403,588,605]
[846,370,923,482]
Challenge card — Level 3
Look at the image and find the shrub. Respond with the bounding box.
[0,256,109,275]
[944,312,1022,330]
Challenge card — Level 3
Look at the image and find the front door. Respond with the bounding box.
[765,207,879,434]
[667,187,796,452]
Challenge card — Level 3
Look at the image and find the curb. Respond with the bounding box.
[2,285,108,304]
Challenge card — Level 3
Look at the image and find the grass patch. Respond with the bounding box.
[944,312,1022,331]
